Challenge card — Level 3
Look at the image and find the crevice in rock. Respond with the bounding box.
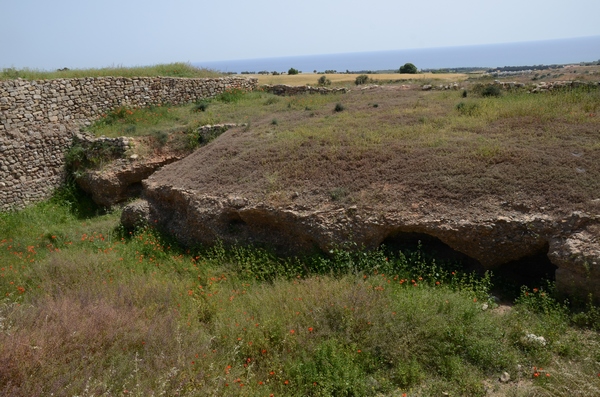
[225,212,248,235]
[125,182,144,200]
[494,242,556,287]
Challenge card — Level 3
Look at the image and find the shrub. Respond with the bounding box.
[216,88,245,103]
[288,67,299,75]
[65,140,122,171]
[456,101,479,116]
[481,85,502,97]
[64,143,87,171]
[194,101,209,112]
[355,74,369,85]
[571,294,600,331]
[330,186,348,201]
[334,103,345,112]
[124,124,136,134]
[399,63,418,74]
[263,96,279,105]
[287,339,367,396]
[151,130,169,147]
[317,75,331,86]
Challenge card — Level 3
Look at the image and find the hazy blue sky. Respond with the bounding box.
[2,0,599,70]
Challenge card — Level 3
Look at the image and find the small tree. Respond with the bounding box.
[399,63,418,74]
[288,67,299,75]
[355,74,369,85]
[317,75,331,86]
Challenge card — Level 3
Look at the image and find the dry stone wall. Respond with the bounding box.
[0,76,258,210]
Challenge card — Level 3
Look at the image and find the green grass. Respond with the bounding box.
[0,62,222,81]
[1,188,600,396]
[86,90,285,138]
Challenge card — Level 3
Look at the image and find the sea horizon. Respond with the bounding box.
[194,36,600,74]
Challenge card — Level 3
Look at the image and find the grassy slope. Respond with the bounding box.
[97,85,600,216]
[1,192,600,396]
[0,62,222,80]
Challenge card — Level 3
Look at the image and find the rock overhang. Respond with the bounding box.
[124,182,600,300]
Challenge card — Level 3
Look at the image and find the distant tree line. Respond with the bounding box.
[487,64,561,73]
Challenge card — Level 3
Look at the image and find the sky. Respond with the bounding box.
[1,0,600,70]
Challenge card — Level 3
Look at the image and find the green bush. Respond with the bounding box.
[399,63,418,74]
[151,130,169,147]
[216,88,245,103]
[355,74,369,85]
[317,75,331,86]
[571,294,600,331]
[65,140,121,171]
[329,186,348,201]
[124,124,136,134]
[288,67,299,75]
[194,101,209,112]
[481,85,502,97]
[456,101,479,116]
[287,339,368,396]
[334,103,345,112]
[64,143,87,171]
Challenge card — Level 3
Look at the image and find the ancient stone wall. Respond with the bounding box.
[0,76,258,210]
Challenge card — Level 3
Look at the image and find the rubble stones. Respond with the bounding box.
[421,80,599,92]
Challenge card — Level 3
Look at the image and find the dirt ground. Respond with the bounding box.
[252,72,469,86]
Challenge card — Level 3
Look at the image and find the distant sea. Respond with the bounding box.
[194,36,600,73]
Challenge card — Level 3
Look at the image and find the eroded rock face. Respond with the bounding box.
[549,219,600,298]
[74,124,245,207]
[77,154,185,207]
[127,184,600,299]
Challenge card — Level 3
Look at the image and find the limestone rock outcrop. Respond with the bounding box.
[124,183,600,299]
[76,154,186,207]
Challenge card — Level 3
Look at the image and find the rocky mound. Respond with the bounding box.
[130,183,599,299]
[121,86,600,298]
